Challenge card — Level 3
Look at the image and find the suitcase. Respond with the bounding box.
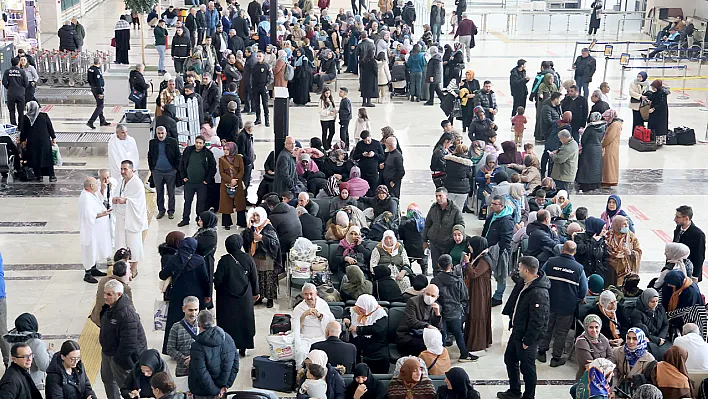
[251,355,297,392]
[674,126,696,145]
[629,136,657,152]
[633,126,653,142]
[269,314,292,334]
[225,391,273,399]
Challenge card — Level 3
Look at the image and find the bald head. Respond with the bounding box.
[385,137,397,150]
[84,177,98,192]
[325,321,342,337]
[562,240,577,255]
[424,284,439,297]
[285,136,296,153]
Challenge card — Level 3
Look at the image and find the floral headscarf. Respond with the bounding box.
[602,109,618,123]
[624,327,648,368]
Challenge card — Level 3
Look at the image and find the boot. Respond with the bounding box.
[84,270,98,284]
[90,265,107,277]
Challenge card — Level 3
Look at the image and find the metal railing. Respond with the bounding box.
[617,64,687,100]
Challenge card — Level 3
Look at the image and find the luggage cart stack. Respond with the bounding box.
[34,49,113,87]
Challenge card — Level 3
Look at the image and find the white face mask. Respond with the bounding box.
[423,295,436,306]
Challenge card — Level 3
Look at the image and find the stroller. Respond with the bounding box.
[390,60,408,97]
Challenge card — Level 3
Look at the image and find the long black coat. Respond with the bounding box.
[573,232,609,278]
[648,88,669,137]
[214,250,259,349]
[19,113,55,169]
[45,353,95,399]
[0,363,42,399]
[575,123,603,185]
[195,229,218,304]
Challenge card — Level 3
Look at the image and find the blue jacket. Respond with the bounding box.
[525,220,561,263]
[0,252,5,298]
[205,9,219,29]
[188,326,239,396]
[541,253,587,315]
[405,53,427,73]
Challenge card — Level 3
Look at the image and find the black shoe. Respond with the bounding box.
[86,122,96,129]
[462,206,475,214]
[424,101,434,106]
[100,121,111,126]
[239,349,246,357]
[536,351,547,363]
[550,357,566,367]
[254,120,262,125]
[255,297,263,305]
[445,334,454,347]
[364,102,375,107]
[497,390,522,399]
[168,213,175,219]
[49,176,57,182]
[266,299,274,308]
[491,298,503,307]
[156,212,165,219]
[224,225,231,230]
[177,221,189,227]
[35,177,43,182]
[265,120,270,127]
[459,353,479,362]
[90,266,107,277]
[83,272,98,284]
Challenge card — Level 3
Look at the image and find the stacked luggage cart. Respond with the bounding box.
[35,49,112,87]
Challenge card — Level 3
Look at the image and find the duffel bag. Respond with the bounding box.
[674,126,696,145]
[633,126,653,143]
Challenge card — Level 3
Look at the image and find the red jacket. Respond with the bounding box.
[455,18,477,38]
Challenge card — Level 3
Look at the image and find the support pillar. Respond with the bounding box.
[274,87,289,157]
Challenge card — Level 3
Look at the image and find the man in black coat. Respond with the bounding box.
[538,241,587,367]
[171,27,192,74]
[311,322,357,373]
[0,343,43,399]
[178,135,217,227]
[220,82,242,119]
[396,284,443,356]
[351,131,384,197]
[297,205,323,241]
[57,21,80,51]
[185,7,199,47]
[572,48,596,99]
[242,48,257,114]
[382,137,405,198]
[247,0,262,30]
[674,205,707,282]
[236,122,255,192]
[273,136,299,196]
[509,59,529,118]
[2,57,28,126]
[482,195,514,306]
[155,104,179,140]
[525,209,562,264]
[189,310,239,398]
[264,194,302,254]
[200,75,221,118]
[251,52,271,127]
[217,101,241,143]
[148,127,181,220]
[231,10,251,45]
[99,280,147,399]
[560,85,587,142]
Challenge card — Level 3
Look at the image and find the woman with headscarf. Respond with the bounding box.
[120,349,170,398]
[651,345,693,399]
[274,49,288,87]
[612,327,655,391]
[387,358,436,399]
[631,288,670,360]
[600,195,635,233]
[326,210,351,241]
[508,183,526,226]
[194,211,218,309]
[448,224,471,266]
[329,181,358,213]
[290,48,314,105]
[348,294,389,373]
[621,273,643,298]
[576,111,604,192]
[575,314,615,380]
[346,27,360,75]
[361,185,398,219]
[606,215,642,286]
[574,216,610,282]
[399,203,427,273]
[574,358,615,399]
[370,230,412,291]
[346,167,370,198]
[296,350,346,399]
[158,237,209,354]
[242,207,280,308]
[214,234,259,357]
[601,109,621,187]
[418,328,450,376]
[553,189,572,220]
[467,105,497,143]
[655,243,693,290]
[4,313,52,389]
[462,236,492,352]
[114,15,131,64]
[631,384,663,399]
[431,132,452,185]
[436,367,480,399]
[542,110,570,178]
[19,100,56,181]
[662,269,704,314]
[341,265,373,301]
[474,153,502,202]
[647,79,670,146]
[219,142,247,229]
[335,226,371,282]
[158,231,186,269]
[459,70,480,133]
[345,363,386,399]
[322,145,353,178]
[497,141,523,165]
[533,73,558,140]
[628,71,648,130]
[587,290,623,347]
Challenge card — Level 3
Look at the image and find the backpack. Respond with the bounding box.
[284,63,294,81]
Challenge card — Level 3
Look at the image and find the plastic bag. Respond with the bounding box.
[290,237,316,262]
[266,331,295,361]
[291,260,311,279]
[153,300,168,331]
[52,143,63,166]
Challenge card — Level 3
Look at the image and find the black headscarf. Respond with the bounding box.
[194,211,218,238]
[345,363,385,399]
[443,367,479,399]
[15,313,38,333]
[225,234,245,255]
[139,349,165,373]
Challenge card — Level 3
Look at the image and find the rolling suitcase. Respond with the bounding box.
[269,314,292,334]
[674,126,696,145]
[251,355,297,392]
[629,136,657,152]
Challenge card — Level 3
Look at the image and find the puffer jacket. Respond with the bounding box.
[268,202,303,251]
[99,295,148,370]
[430,270,468,320]
[524,220,560,264]
[45,352,96,399]
[58,25,80,51]
[502,270,551,347]
[425,53,443,84]
[540,100,562,139]
[422,200,464,248]
[430,145,447,173]
[573,232,609,277]
[4,329,51,389]
[630,298,669,345]
[509,66,528,99]
[442,154,472,194]
[188,326,239,397]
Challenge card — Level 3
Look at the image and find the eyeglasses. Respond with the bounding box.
[14,354,34,359]
[66,357,81,362]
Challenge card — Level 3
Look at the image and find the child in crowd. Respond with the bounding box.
[485,131,499,155]
[554,189,573,219]
[523,142,535,158]
[449,11,457,35]
[299,363,327,399]
[338,87,352,149]
[511,106,527,147]
[528,189,551,212]
[354,108,372,139]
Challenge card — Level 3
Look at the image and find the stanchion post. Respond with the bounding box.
[662,57,666,76]
[700,92,708,112]
[699,36,705,76]
[617,66,628,100]
[603,56,610,82]
[569,42,579,71]
[677,66,689,99]
[625,41,630,56]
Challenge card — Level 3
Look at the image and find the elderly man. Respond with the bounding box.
[589,90,609,117]
[423,187,464,275]
[97,168,118,249]
[167,296,200,378]
[0,343,43,399]
[112,160,148,278]
[100,280,147,399]
[189,310,238,399]
[78,177,112,284]
[274,136,299,196]
[549,129,579,192]
[148,126,180,220]
[217,100,241,143]
[90,260,132,327]
[292,283,335,365]
[454,13,476,62]
[310,321,357,373]
[572,47,596,99]
[396,284,443,357]
[107,125,140,183]
[673,323,708,372]
[297,192,319,216]
[382,137,405,198]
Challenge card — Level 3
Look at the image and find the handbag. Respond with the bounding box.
[163,254,192,301]
[452,98,462,120]
[15,166,35,182]
[128,88,146,103]
[111,38,116,47]
[639,99,651,121]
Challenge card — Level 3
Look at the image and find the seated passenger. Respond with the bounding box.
[370,230,412,292]
[361,185,398,220]
[650,346,693,399]
[399,274,429,303]
[341,265,373,302]
[329,182,358,214]
[373,265,402,302]
[611,327,655,391]
[386,358,436,399]
[396,284,443,356]
[673,323,708,372]
[292,284,336,365]
[574,314,615,380]
[296,349,346,399]
[631,288,671,361]
[297,192,320,216]
[655,242,693,290]
[326,210,351,241]
[418,328,451,376]
[528,189,551,212]
[435,368,481,399]
[298,206,324,241]
[573,358,615,399]
[310,321,357,374]
[346,167,370,199]
[553,189,572,219]
[334,226,371,281]
[525,210,561,264]
[120,349,170,399]
[587,290,624,347]
[344,364,385,399]
[348,294,390,374]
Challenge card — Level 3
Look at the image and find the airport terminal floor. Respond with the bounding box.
[1,0,708,397]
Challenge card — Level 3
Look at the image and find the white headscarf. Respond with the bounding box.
[599,290,616,309]
[248,207,268,228]
[381,230,400,256]
[354,294,387,326]
[307,349,328,368]
[423,328,444,356]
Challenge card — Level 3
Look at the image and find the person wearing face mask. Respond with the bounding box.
[574,315,615,381]
[630,288,670,361]
[396,284,443,357]
[605,215,642,287]
[574,216,610,282]
[120,349,169,398]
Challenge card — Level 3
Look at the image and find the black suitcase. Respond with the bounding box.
[251,355,297,392]
[674,126,696,145]
[225,391,273,399]
[629,136,657,152]
[269,314,291,334]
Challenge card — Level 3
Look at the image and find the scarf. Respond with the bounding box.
[25,101,40,126]
[656,346,691,389]
[340,226,361,257]
[624,327,648,368]
[223,142,237,163]
[354,294,387,326]
[342,265,373,299]
[588,367,611,398]
[668,275,693,311]
[399,358,422,399]
[248,207,269,256]
[640,288,659,314]
[480,153,497,174]
[582,314,602,344]
[599,290,620,339]
[194,211,218,238]
[406,204,425,233]
[423,327,444,355]
[665,242,690,269]
[380,230,400,256]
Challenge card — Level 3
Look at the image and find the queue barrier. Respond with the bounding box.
[570,40,655,67]
[617,65,688,101]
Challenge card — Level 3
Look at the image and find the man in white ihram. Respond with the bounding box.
[107,124,139,184]
[98,168,118,249]
[112,160,148,279]
[291,283,335,365]
[78,176,111,284]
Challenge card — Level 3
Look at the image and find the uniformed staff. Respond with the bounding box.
[86,57,110,129]
[251,51,271,127]
[1,57,28,126]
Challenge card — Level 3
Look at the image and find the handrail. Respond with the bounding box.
[615,17,656,40]
[617,65,688,100]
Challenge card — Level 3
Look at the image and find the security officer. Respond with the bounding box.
[251,51,271,127]
[1,57,28,126]
[86,57,110,129]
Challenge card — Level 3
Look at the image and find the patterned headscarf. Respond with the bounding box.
[602,109,617,123]
[624,327,648,368]
[588,111,603,124]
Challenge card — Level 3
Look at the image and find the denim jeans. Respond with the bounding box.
[155,45,166,71]
[163,16,177,26]
[445,318,468,357]
[432,24,441,43]
[577,79,590,99]
[493,274,506,300]
[410,72,422,99]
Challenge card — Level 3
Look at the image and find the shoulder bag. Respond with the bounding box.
[163,254,193,301]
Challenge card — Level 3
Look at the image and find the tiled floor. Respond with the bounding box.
[2,0,708,397]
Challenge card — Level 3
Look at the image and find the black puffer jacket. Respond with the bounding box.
[509,66,528,99]
[430,145,447,173]
[573,232,609,277]
[525,220,560,263]
[45,353,96,399]
[268,202,302,251]
[58,25,80,51]
[200,82,221,116]
[482,212,514,251]
[430,270,468,320]
[630,298,669,345]
[443,154,472,194]
[99,295,148,370]
[502,271,551,347]
[189,326,239,397]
